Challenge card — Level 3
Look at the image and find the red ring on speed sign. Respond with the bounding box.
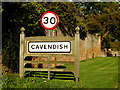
[40,11,59,30]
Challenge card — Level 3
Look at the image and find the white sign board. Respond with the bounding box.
[28,42,71,53]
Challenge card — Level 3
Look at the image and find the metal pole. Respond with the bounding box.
[48,30,51,80]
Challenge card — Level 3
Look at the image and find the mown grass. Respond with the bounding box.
[2,57,119,88]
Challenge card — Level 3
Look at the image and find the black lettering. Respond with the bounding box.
[50,17,56,24]
[31,45,35,49]
[53,44,56,49]
[44,44,47,49]
[48,45,52,49]
[64,45,68,49]
[60,44,63,49]
[43,17,48,24]
[36,45,39,49]
[39,45,43,49]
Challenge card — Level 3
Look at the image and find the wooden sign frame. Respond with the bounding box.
[24,36,75,57]
[19,27,80,82]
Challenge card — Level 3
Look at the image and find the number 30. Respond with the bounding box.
[43,17,56,24]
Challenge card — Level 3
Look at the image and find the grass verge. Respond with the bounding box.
[2,57,119,88]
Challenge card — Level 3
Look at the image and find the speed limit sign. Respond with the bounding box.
[40,11,59,30]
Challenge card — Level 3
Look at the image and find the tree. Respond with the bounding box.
[86,2,120,49]
[111,39,120,51]
[2,2,83,72]
[80,2,108,15]
[20,2,82,36]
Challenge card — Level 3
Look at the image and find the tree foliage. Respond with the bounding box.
[2,2,120,72]
[2,2,82,72]
[86,2,120,49]
[111,39,120,51]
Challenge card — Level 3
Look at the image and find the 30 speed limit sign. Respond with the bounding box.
[40,11,59,30]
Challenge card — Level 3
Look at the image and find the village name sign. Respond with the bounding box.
[19,11,80,82]
[29,42,71,53]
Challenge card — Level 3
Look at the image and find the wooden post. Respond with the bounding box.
[19,27,25,77]
[74,26,80,82]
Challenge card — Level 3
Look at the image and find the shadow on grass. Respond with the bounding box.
[24,71,75,81]
[55,66,66,69]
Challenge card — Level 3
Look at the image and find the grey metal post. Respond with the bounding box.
[19,27,25,77]
[48,30,51,80]
[74,26,80,82]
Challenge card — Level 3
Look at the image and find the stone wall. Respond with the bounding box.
[28,28,101,68]
[46,27,101,60]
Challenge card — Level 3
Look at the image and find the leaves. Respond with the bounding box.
[85,2,120,49]
[2,2,120,72]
